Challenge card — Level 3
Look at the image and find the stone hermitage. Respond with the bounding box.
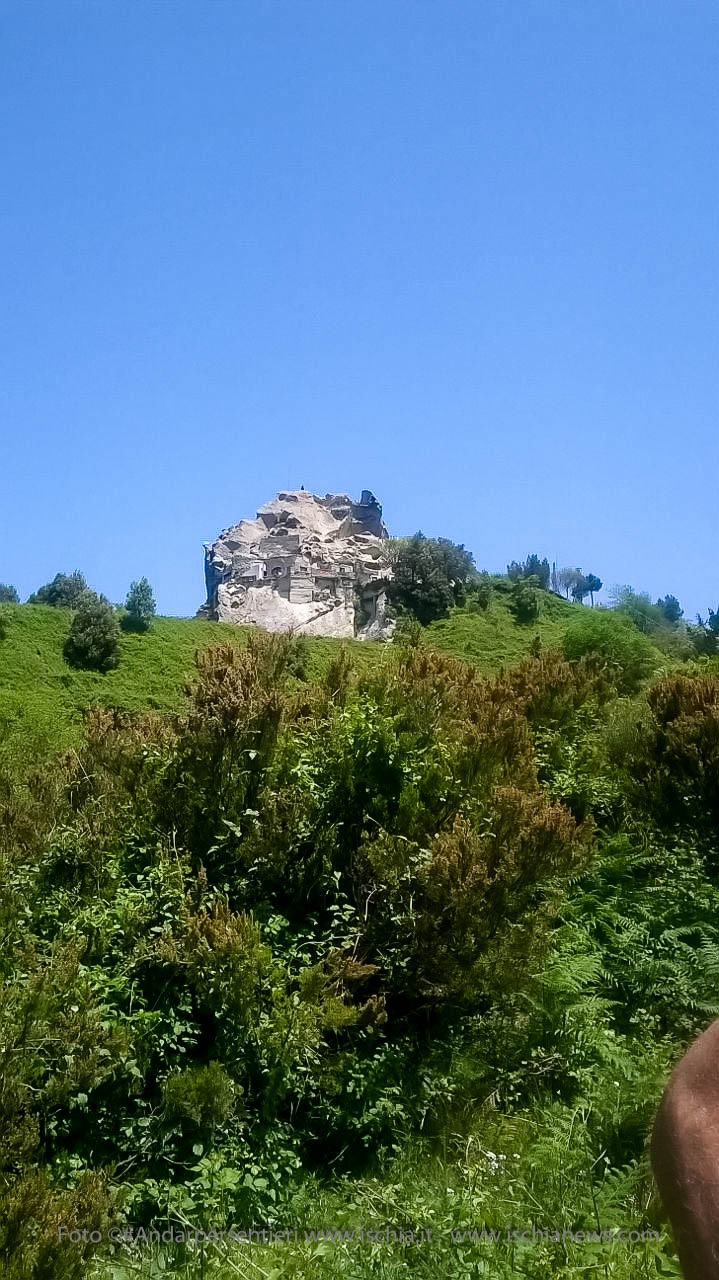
[200,489,394,640]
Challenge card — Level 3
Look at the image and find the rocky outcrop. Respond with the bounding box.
[200,490,394,640]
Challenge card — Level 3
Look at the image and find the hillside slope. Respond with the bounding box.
[424,579,583,668]
[0,606,376,769]
[0,589,650,769]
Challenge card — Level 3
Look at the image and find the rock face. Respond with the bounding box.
[200,490,394,640]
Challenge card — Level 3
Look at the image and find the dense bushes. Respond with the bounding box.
[146,639,590,1020]
[28,572,87,608]
[691,606,719,656]
[616,673,719,837]
[562,609,657,694]
[123,577,156,631]
[510,577,540,623]
[0,635,596,1260]
[387,533,475,624]
[469,573,493,611]
[2,629,717,1276]
[63,591,120,672]
[507,554,550,590]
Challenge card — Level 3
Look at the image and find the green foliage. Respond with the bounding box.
[510,578,540,623]
[609,585,667,636]
[156,636,289,863]
[472,573,493,610]
[618,673,719,838]
[691,606,719,656]
[507,554,551,589]
[658,594,683,624]
[387,533,475,624]
[0,599,712,1280]
[571,572,602,605]
[432,536,476,593]
[424,580,583,670]
[691,624,717,656]
[28,570,88,608]
[391,614,425,648]
[562,609,658,694]
[0,595,621,777]
[123,577,156,632]
[63,590,120,673]
[0,584,19,604]
[0,1170,111,1280]
[0,638,595,1249]
[0,608,246,776]
[161,1062,236,1135]
[284,632,310,680]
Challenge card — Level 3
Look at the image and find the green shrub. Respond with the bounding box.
[63,590,120,672]
[465,574,493,613]
[161,1062,237,1134]
[28,571,87,608]
[691,608,719,656]
[391,615,425,647]
[658,593,683,624]
[0,1170,111,1280]
[157,636,288,862]
[284,632,309,679]
[410,791,589,1004]
[629,673,719,836]
[510,578,540,623]
[123,576,156,631]
[475,575,493,609]
[500,649,606,727]
[507,554,550,589]
[602,695,655,768]
[562,609,657,693]
[387,533,475,624]
[0,625,705,1277]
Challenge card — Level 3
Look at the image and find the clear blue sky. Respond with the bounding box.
[2,0,717,618]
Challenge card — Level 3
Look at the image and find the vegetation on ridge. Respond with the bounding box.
[1,597,718,1278]
[0,549,717,1279]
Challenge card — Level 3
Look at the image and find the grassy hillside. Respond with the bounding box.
[0,607,238,770]
[0,606,383,770]
[425,578,583,668]
[0,588,661,772]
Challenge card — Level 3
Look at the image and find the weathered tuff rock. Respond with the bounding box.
[199,490,394,640]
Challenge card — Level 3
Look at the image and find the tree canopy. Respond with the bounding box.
[124,577,157,631]
[387,533,475,625]
[507,555,550,590]
[28,570,88,608]
[658,594,683,624]
[63,590,120,672]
